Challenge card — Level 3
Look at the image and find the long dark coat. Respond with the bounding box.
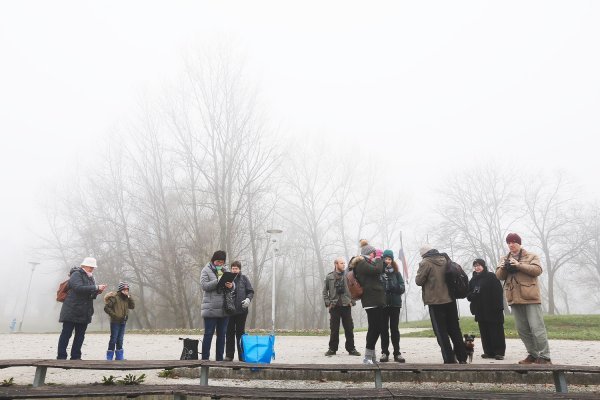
[467,269,504,323]
[231,273,255,315]
[59,268,99,324]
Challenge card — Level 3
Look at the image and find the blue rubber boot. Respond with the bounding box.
[115,349,124,360]
[106,350,114,361]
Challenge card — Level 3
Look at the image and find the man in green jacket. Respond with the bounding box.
[104,282,135,360]
[323,257,361,357]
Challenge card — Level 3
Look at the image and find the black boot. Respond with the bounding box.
[379,353,389,362]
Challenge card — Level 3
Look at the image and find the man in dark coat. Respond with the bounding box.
[467,258,506,360]
[57,257,107,360]
[225,260,255,361]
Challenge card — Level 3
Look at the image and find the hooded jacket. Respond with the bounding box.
[349,256,385,308]
[200,262,232,318]
[231,273,254,314]
[415,249,452,305]
[467,265,504,323]
[104,291,135,323]
[59,268,98,324]
[495,248,542,305]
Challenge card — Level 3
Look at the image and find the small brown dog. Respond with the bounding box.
[464,334,476,363]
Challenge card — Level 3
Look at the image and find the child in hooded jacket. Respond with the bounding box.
[104,281,135,360]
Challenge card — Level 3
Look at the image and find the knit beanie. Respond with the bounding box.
[382,249,394,260]
[419,244,433,257]
[118,282,129,292]
[211,250,227,263]
[361,245,376,256]
[506,233,522,245]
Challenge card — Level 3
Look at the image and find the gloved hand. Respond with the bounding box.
[241,298,251,308]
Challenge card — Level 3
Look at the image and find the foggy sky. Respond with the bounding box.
[1,0,600,331]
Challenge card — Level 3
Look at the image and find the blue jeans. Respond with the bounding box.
[57,321,88,360]
[108,322,127,351]
[202,317,229,361]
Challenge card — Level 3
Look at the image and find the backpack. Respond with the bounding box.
[442,254,469,299]
[346,269,363,300]
[56,279,70,302]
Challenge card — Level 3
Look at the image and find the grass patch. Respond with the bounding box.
[120,314,600,340]
[400,314,600,340]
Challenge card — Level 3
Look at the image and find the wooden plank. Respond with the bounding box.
[1,359,599,375]
[31,359,205,370]
[2,385,599,400]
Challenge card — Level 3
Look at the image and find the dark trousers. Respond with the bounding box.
[478,320,506,357]
[429,302,467,363]
[108,322,127,351]
[381,306,401,356]
[57,321,88,360]
[365,307,385,350]
[328,305,355,352]
[202,317,229,361]
[226,313,248,360]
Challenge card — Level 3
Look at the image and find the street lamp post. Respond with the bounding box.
[266,229,283,334]
[19,261,40,332]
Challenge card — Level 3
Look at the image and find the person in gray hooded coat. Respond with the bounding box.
[200,250,233,361]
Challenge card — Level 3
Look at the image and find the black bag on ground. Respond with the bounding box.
[442,253,469,299]
[179,337,200,360]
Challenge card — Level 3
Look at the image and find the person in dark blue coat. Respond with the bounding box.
[57,257,107,360]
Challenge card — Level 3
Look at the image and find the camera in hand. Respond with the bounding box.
[504,260,518,274]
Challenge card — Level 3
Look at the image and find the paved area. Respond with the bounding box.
[0,331,598,386]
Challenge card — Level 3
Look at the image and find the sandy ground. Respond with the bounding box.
[0,330,599,386]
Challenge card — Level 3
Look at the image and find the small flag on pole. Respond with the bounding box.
[398,246,409,281]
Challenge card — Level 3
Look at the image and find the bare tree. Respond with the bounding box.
[436,165,518,265]
[522,173,586,315]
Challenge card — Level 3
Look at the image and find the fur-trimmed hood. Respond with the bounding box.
[349,256,364,269]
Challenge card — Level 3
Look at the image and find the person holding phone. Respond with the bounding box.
[200,250,233,361]
[224,261,254,361]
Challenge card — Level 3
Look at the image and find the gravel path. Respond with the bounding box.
[0,330,599,392]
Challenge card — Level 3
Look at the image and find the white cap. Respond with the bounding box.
[419,245,433,257]
[80,257,98,269]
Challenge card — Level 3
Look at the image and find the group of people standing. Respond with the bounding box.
[323,241,406,364]
[56,251,254,362]
[56,232,551,367]
[323,233,551,366]
[56,257,134,361]
[416,232,551,365]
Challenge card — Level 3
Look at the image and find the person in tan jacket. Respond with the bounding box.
[416,245,467,364]
[496,233,551,364]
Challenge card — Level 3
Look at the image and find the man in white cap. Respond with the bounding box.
[57,257,107,360]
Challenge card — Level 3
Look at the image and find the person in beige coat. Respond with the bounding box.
[496,233,551,364]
